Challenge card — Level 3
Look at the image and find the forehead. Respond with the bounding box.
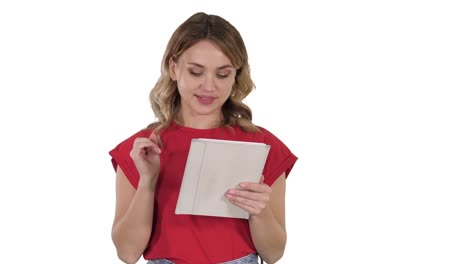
[179,40,233,67]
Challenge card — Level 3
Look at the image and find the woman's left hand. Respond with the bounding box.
[225,176,272,216]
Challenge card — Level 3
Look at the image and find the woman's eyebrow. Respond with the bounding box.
[217,65,234,70]
[188,62,234,70]
[187,62,204,68]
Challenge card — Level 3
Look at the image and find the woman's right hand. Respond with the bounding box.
[130,133,161,188]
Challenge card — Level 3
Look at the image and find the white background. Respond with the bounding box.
[1,0,467,263]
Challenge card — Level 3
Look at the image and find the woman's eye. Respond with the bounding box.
[189,71,203,77]
[217,73,230,79]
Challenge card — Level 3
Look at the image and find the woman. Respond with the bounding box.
[109,12,297,264]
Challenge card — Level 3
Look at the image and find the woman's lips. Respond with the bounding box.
[196,95,216,105]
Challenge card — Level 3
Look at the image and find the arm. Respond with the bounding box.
[226,173,287,263]
[112,133,161,264]
[249,174,286,263]
[111,167,156,264]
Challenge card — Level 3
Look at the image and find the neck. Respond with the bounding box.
[176,111,223,129]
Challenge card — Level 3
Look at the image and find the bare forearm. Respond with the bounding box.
[249,207,287,263]
[112,181,156,263]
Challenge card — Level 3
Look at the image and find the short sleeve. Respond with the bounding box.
[259,127,298,186]
[108,129,152,189]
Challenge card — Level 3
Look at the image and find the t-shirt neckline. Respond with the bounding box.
[170,121,230,134]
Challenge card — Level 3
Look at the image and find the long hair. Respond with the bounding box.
[148,12,259,136]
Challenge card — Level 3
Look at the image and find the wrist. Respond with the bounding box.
[249,206,273,222]
[138,176,158,192]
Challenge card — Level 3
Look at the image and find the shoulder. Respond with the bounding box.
[253,125,290,152]
[227,124,289,147]
[251,125,298,185]
[255,126,285,146]
[108,128,153,189]
[110,129,153,153]
[256,126,274,137]
[125,128,153,141]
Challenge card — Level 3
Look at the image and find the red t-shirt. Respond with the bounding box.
[109,122,297,263]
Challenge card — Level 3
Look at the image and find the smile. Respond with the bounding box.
[196,95,217,105]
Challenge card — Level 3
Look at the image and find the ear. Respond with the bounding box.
[169,57,177,81]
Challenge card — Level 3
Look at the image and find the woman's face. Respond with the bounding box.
[170,40,236,123]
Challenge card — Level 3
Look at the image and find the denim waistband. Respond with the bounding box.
[147,253,258,264]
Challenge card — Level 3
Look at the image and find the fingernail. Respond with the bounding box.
[239,183,246,188]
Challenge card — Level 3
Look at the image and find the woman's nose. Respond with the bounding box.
[200,74,216,91]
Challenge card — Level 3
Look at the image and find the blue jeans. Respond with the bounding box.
[147,253,259,264]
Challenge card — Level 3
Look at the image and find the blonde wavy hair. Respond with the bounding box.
[147,12,259,136]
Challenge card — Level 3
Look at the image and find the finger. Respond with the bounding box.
[229,199,257,215]
[136,143,159,156]
[149,132,159,144]
[134,138,161,154]
[239,182,271,194]
[131,139,161,160]
[225,191,266,209]
[226,195,265,215]
[260,175,264,184]
[226,188,269,203]
[141,146,158,156]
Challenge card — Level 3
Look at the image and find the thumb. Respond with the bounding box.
[149,132,162,154]
[149,132,158,143]
[259,175,265,184]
